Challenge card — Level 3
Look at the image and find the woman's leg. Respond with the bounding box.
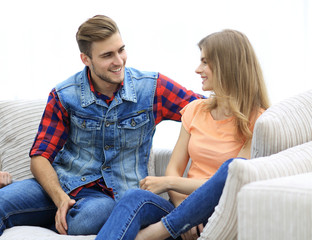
[162,158,236,238]
[96,188,175,240]
[138,158,241,239]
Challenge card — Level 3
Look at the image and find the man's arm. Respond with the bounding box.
[29,90,71,234]
[153,73,204,125]
[30,156,75,235]
[0,171,12,188]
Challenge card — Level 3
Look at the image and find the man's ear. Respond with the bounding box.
[80,53,91,66]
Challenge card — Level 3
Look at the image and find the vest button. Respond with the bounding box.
[131,119,136,127]
[104,145,110,150]
[105,122,110,127]
[102,166,111,170]
[81,177,86,181]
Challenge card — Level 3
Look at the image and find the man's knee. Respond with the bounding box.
[67,197,116,235]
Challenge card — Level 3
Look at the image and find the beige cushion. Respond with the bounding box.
[251,89,312,158]
[237,173,312,240]
[0,99,46,180]
[198,141,312,240]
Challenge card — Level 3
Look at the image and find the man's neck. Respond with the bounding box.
[92,80,119,98]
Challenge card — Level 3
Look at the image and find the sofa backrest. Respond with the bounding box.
[251,89,312,158]
[0,99,46,180]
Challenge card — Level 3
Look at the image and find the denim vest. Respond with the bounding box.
[53,67,157,201]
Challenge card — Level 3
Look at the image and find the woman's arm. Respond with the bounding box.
[141,125,207,206]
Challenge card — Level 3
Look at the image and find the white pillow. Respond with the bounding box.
[251,89,312,158]
[198,140,312,240]
[0,100,46,180]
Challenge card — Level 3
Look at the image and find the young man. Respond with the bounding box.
[0,171,11,188]
[0,15,202,236]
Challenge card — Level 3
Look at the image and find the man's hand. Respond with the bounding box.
[55,198,76,234]
[181,224,204,240]
[0,171,12,188]
[140,176,170,195]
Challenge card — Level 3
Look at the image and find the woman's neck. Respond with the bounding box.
[210,100,232,120]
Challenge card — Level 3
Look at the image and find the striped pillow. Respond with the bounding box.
[0,100,46,180]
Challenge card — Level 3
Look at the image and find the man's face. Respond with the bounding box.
[82,32,127,88]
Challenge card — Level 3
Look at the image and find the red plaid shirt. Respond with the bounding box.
[30,71,203,198]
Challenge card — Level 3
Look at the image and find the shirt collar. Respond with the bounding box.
[87,67,123,105]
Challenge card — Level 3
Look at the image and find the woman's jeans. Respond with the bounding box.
[0,178,116,236]
[96,158,239,240]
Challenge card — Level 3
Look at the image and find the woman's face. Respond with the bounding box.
[195,50,213,91]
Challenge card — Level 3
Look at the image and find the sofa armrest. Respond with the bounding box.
[237,173,312,240]
[148,148,172,199]
[152,148,173,177]
[198,140,312,240]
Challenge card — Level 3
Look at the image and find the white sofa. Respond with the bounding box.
[1,89,312,239]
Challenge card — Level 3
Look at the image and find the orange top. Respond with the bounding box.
[180,99,264,179]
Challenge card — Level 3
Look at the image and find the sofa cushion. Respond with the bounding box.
[251,90,312,158]
[0,226,96,240]
[198,140,312,240]
[237,173,312,240]
[0,100,46,180]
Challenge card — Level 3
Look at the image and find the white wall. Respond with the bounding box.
[0,0,311,149]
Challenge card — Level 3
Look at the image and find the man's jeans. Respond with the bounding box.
[96,158,239,240]
[0,178,116,236]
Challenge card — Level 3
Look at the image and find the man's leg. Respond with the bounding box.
[0,178,56,236]
[66,186,117,235]
[96,188,175,240]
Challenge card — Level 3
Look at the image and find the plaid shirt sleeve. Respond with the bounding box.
[153,73,204,125]
[29,89,69,163]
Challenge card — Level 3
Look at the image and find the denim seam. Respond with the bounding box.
[161,217,179,239]
[119,200,171,240]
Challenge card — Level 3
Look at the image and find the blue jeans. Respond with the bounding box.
[0,178,116,236]
[96,158,238,240]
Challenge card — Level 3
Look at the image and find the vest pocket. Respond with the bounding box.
[117,111,150,148]
[70,113,102,147]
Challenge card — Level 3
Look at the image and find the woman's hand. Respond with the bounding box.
[0,171,12,188]
[181,224,204,240]
[140,176,170,195]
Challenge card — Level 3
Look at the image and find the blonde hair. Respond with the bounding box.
[76,15,119,58]
[198,29,270,141]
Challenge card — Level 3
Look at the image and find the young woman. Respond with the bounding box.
[95,29,270,240]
